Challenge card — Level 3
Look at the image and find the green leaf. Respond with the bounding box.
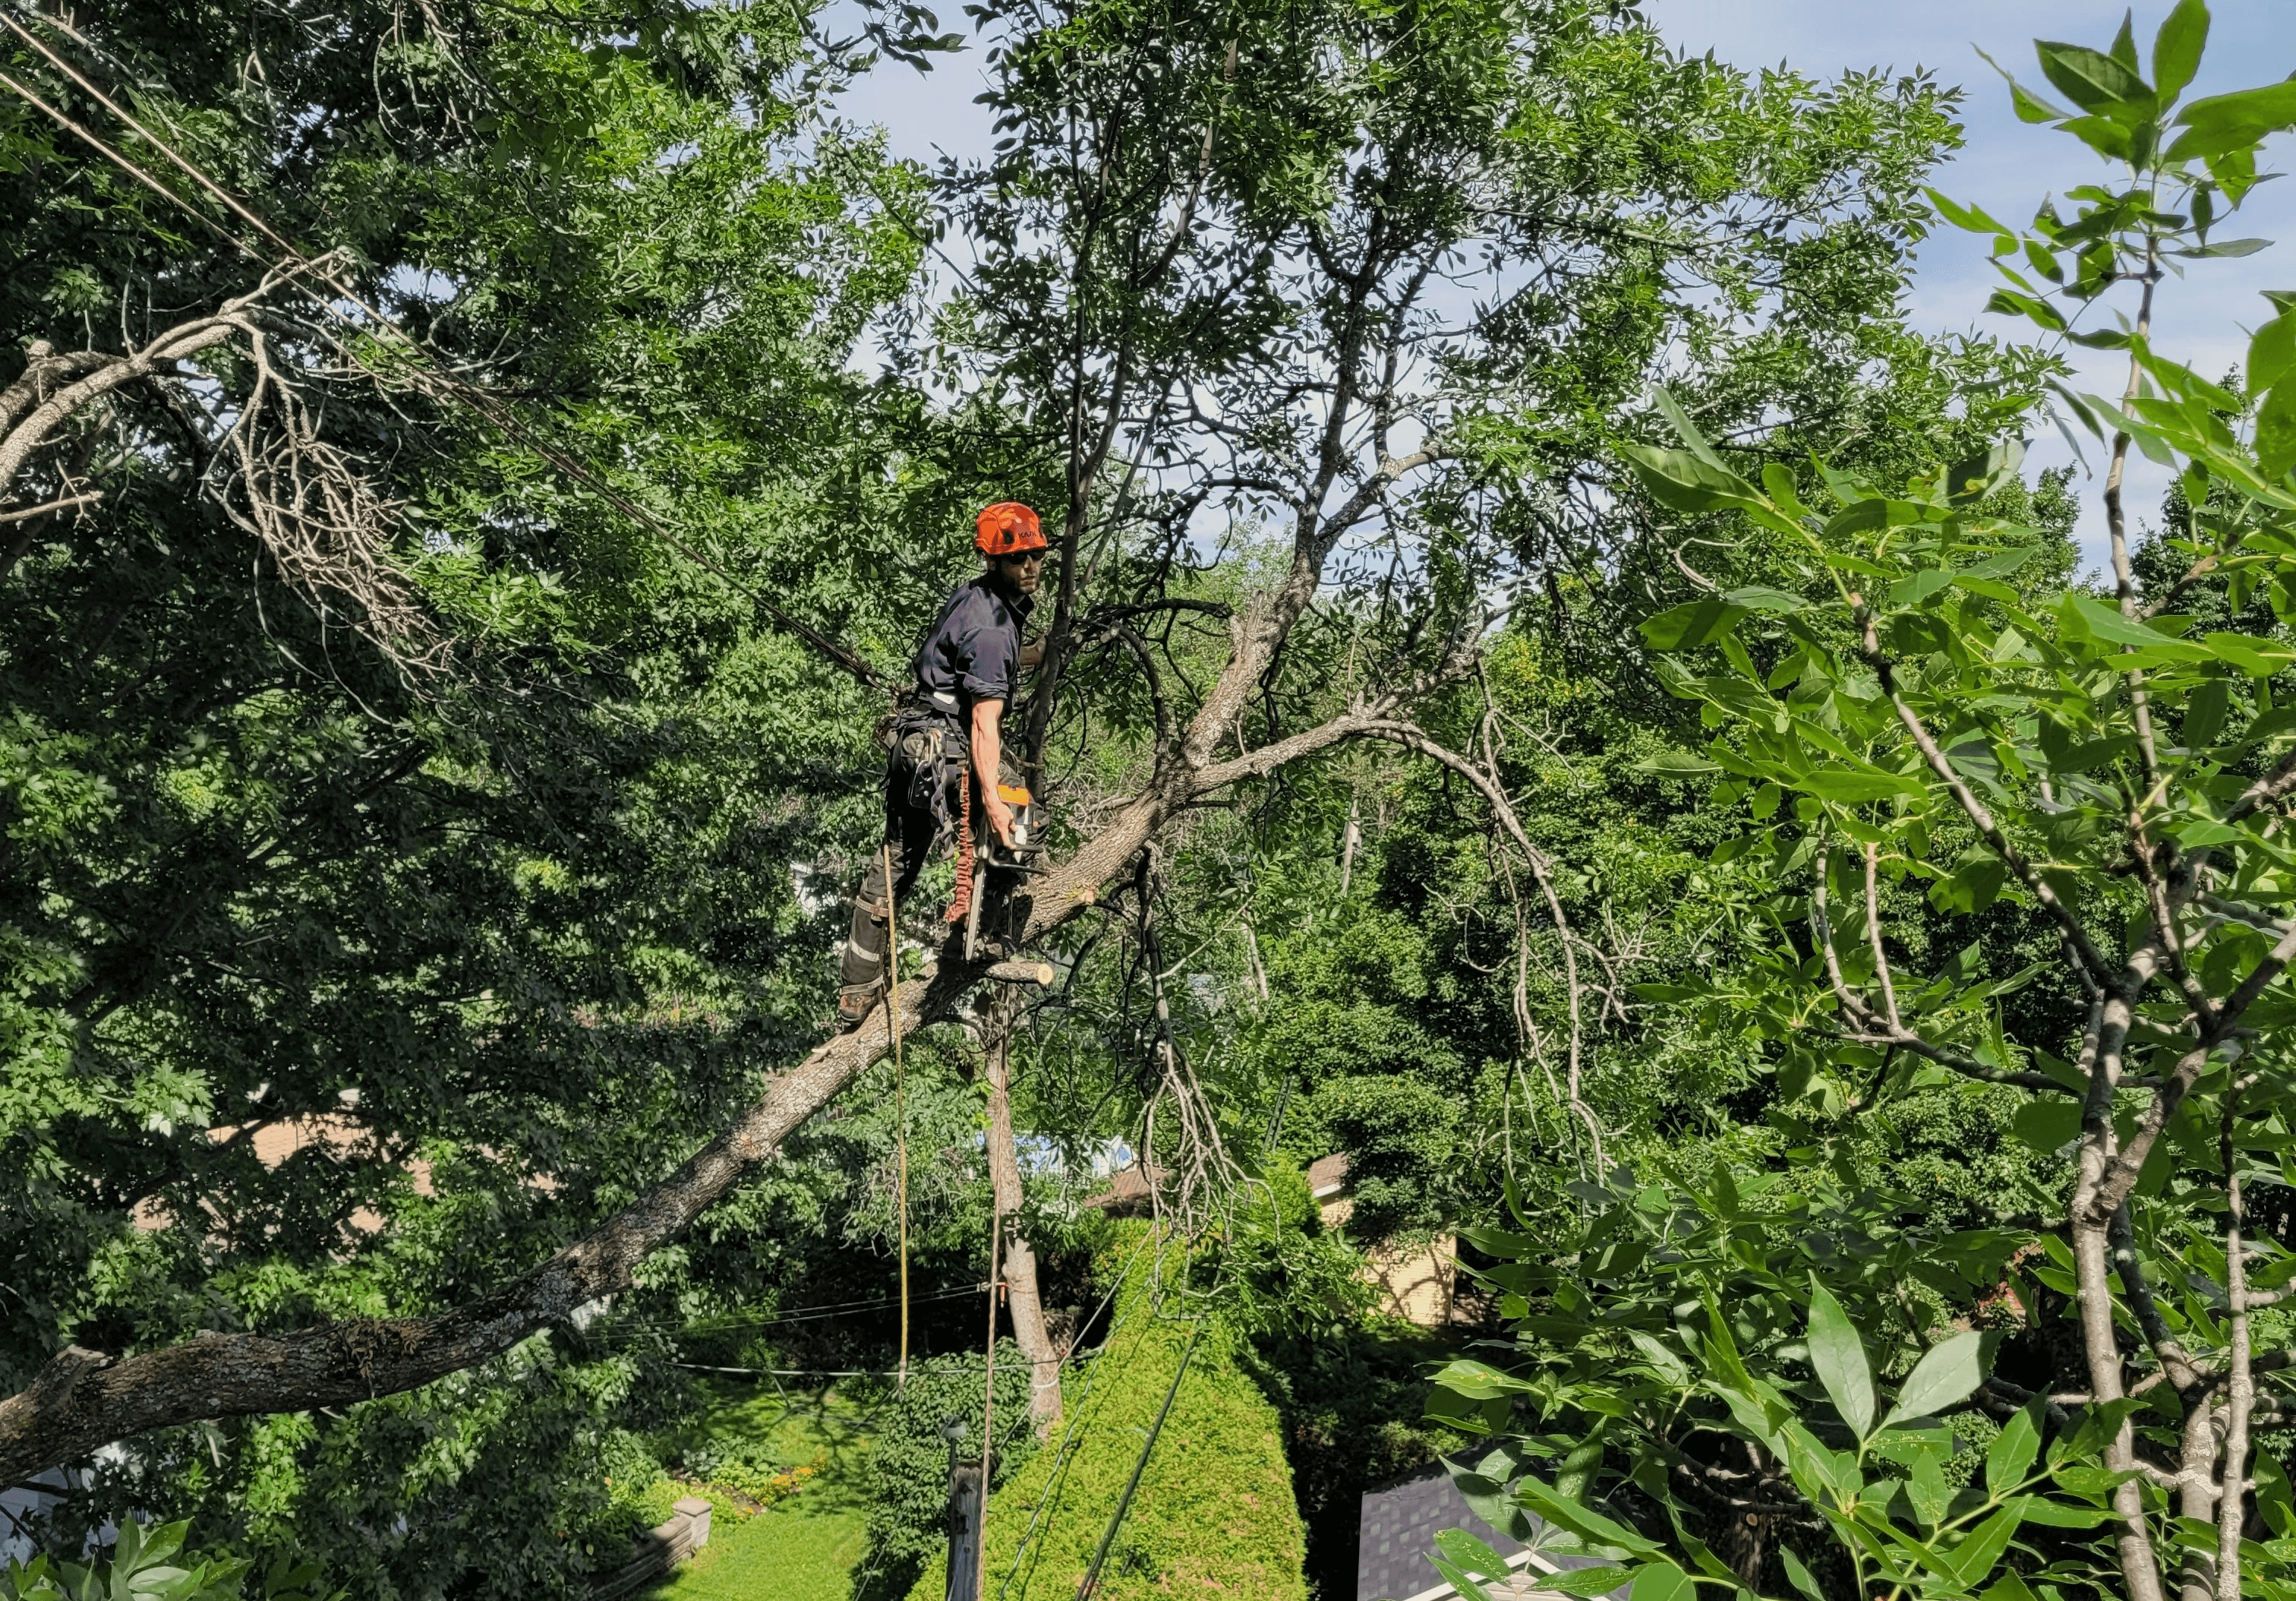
[2257,1446,2296,1539]
[2253,314,2296,396]
[2152,1,2206,102]
[1881,1330,1988,1429]
[2169,81,2296,161]
[1795,769,1927,804]
[1456,1451,1529,1537]
[1891,569,1953,608]
[2035,41,2152,116]
[1650,386,1723,467]
[1957,547,2038,580]
[1950,1500,2030,1586]
[1628,1330,1692,1388]
[1909,1450,1954,1527]
[1512,1473,1666,1558]
[1929,854,2007,914]
[2013,1099,2083,1155]
[2184,677,2231,747]
[1721,586,1809,614]
[1640,599,1749,652]
[2064,593,2209,657]
[1780,1547,1825,1601]
[1631,748,1722,778]
[1544,1568,1637,1598]
[2204,632,2296,678]
[1434,1527,1514,1581]
[1626,1563,1694,1601]
[1987,1400,2045,1494]
[2109,11,2140,71]
[1619,444,1761,516]
[2171,237,2271,259]
[1456,1226,1541,1255]
[2260,384,2296,481]
[2048,733,2139,774]
[1984,288,2067,332]
[2020,1498,2114,1527]
[1427,1554,1494,1601]
[1805,1278,1878,1440]
[1431,1359,1535,1400]
[1925,188,2011,235]
[2061,116,2135,161]
[1760,463,1806,516]
[1947,440,2026,503]
[1981,1574,2039,1601]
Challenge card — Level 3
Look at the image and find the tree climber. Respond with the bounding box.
[837,501,1048,1029]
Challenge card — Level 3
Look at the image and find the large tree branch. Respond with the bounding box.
[0,319,240,503]
[0,946,1006,1484]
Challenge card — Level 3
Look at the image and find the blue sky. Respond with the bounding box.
[831,2,2296,571]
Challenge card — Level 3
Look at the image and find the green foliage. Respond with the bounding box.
[0,1520,336,1601]
[1293,1076,1461,1241]
[856,1344,1039,1599]
[904,1230,1305,1601]
[0,0,941,1588]
[1429,1164,2121,1601]
[1549,12,2296,1601]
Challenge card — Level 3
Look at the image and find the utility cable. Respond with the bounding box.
[1074,1316,1204,1601]
[991,1229,1154,1601]
[0,11,893,693]
[976,1198,1004,1599]
[583,1283,982,1349]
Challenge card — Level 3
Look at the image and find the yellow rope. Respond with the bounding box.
[884,841,909,1390]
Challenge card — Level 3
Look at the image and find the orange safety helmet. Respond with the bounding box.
[975,501,1048,558]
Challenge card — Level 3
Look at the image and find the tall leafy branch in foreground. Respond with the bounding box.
[1431,9,2296,1601]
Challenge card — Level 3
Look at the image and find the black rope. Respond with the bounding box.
[1073,1318,1203,1601]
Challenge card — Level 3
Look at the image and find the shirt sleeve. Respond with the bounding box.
[952,592,1017,705]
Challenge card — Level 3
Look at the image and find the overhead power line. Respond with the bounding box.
[0,5,894,693]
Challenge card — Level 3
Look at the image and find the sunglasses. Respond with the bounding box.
[1001,548,1049,565]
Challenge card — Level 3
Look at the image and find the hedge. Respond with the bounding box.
[906,1224,1307,1601]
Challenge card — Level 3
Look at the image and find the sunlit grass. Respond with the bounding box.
[642,1378,887,1601]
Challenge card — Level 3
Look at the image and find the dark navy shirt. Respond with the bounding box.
[912,576,1033,719]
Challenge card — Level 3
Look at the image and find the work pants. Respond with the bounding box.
[840,734,962,995]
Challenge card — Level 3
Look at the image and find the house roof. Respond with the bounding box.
[1081,1163,1163,1215]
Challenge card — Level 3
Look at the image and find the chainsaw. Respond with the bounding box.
[966,780,1046,960]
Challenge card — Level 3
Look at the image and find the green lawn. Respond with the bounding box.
[643,1378,885,1601]
[647,1502,869,1601]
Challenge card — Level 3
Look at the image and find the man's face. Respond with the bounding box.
[997,548,1046,596]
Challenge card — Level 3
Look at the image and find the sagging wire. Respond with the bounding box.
[0,5,892,693]
[990,1229,1156,1601]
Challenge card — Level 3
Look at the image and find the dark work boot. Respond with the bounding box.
[838,883,893,1032]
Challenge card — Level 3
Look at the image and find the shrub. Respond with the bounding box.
[0,1520,336,1601]
[854,1341,1039,1599]
[907,1226,1307,1601]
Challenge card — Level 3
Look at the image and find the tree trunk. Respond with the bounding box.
[981,999,1063,1435]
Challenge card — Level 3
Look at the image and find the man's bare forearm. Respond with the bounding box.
[972,697,1004,794]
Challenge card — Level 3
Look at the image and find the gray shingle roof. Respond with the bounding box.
[1355,1463,1639,1601]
